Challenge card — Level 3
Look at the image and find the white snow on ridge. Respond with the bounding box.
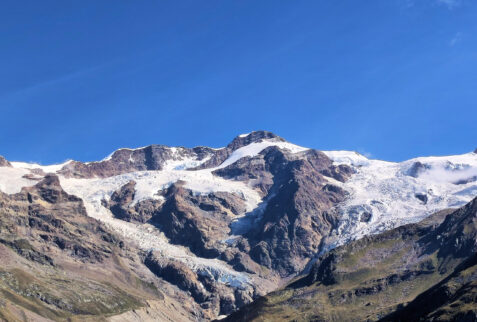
[217,141,309,169]
[0,160,73,194]
[321,150,372,167]
[10,160,72,173]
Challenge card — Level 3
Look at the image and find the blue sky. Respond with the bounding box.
[1,0,476,164]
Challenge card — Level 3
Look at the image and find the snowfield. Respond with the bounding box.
[10,160,72,173]
[0,167,38,194]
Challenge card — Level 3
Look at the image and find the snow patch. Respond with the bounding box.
[322,151,371,167]
[217,141,309,169]
[0,167,38,194]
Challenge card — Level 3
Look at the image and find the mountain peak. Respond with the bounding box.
[227,130,284,150]
[99,131,283,163]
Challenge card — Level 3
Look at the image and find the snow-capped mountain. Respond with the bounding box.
[0,131,476,320]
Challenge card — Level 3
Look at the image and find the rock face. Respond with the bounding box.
[57,145,217,178]
[0,155,11,167]
[144,252,256,317]
[104,180,163,223]
[0,175,202,321]
[149,181,247,258]
[1,174,115,263]
[213,146,352,275]
[226,198,477,321]
[57,130,286,178]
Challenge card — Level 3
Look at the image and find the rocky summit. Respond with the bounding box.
[0,131,476,321]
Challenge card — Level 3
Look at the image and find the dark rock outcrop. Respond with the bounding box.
[58,145,217,178]
[0,238,54,266]
[103,180,163,223]
[0,174,119,263]
[145,252,256,317]
[0,155,11,167]
[455,175,477,185]
[226,131,284,151]
[406,161,431,178]
[415,192,428,204]
[360,211,372,222]
[149,181,247,258]
[145,253,211,304]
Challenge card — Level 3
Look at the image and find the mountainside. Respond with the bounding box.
[226,197,477,321]
[0,175,193,321]
[0,131,476,321]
